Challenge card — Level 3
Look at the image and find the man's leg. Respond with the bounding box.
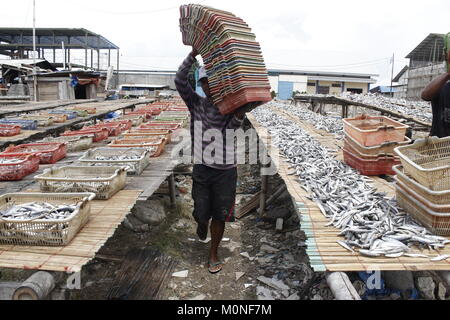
[208,167,237,273]
[192,165,211,240]
[209,220,225,270]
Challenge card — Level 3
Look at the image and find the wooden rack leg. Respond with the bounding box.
[168,173,176,208]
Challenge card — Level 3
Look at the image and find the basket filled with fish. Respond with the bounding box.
[70,109,89,118]
[124,111,154,120]
[344,132,411,157]
[136,107,163,115]
[34,166,127,200]
[124,129,172,144]
[139,122,182,130]
[18,115,54,127]
[62,128,109,143]
[48,110,78,120]
[394,136,450,192]
[0,119,38,130]
[120,115,145,127]
[393,165,450,206]
[79,147,151,176]
[343,114,409,147]
[0,154,40,181]
[41,113,67,123]
[42,135,94,153]
[2,142,67,165]
[396,182,450,236]
[70,106,97,114]
[84,123,123,137]
[0,124,21,137]
[103,119,133,131]
[0,192,95,246]
[343,147,400,176]
[108,138,166,157]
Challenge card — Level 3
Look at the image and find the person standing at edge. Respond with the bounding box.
[421,71,450,138]
[175,47,246,274]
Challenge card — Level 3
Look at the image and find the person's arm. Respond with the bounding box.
[175,49,201,109]
[421,72,450,101]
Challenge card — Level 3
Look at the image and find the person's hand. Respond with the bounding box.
[235,109,246,120]
[191,47,199,58]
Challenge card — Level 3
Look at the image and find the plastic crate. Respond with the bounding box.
[344,132,411,157]
[0,119,38,130]
[62,128,109,142]
[396,183,450,236]
[108,138,165,157]
[85,123,122,137]
[43,135,94,152]
[105,119,132,131]
[18,115,54,127]
[0,193,95,246]
[3,142,67,164]
[35,166,127,200]
[393,165,450,205]
[0,124,21,137]
[394,136,450,191]
[140,123,181,130]
[343,147,400,176]
[49,110,78,120]
[125,111,154,120]
[343,114,409,147]
[127,129,172,144]
[0,154,40,181]
[79,147,151,176]
[42,113,67,123]
[120,115,145,127]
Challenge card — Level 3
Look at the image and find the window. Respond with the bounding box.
[347,88,363,94]
[307,82,316,87]
[317,86,330,94]
[331,83,341,88]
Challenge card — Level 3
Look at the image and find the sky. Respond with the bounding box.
[1,0,449,86]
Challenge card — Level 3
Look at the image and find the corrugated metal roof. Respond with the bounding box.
[405,33,445,61]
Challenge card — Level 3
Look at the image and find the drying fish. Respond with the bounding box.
[430,255,450,262]
[252,105,449,259]
[0,202,77,221]
[0,158,22,164]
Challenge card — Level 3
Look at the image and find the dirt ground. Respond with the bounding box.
[64,162,325,300]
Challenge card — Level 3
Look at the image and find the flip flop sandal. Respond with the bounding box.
[208,261,223,274]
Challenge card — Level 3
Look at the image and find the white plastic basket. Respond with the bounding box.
[394,136,450,191]
[0,193,95,246]
[78,147,151,176]
[34,166,127,200]
[43,135,94,152]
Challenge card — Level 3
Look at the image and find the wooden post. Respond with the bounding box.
[168,173,176,208]
[259,166,269,217]
[13,272,55,300]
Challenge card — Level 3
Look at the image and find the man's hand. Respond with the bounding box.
[191,47,199,58]
[235,109,246,120]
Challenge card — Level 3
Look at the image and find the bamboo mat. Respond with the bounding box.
[0,190,142,272]
[247,111,450,272]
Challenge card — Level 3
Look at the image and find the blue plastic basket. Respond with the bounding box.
[49,110,78,120]
[0,119,38,130]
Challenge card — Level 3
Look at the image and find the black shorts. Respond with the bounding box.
[192,164,237,223]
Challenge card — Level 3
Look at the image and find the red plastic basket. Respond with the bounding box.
[216,87,272,115]
[0,124,21,137]
[140,123,181,130]
[63,128,109,142]
[85,123,122,137]
[343,147,400,176]
[0,154,40,181]
[125,111,154,119]
[2,143,67,165]
[108,119,132,131]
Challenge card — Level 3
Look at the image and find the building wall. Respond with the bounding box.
[407,62,446,100]
[112,72,177,90]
